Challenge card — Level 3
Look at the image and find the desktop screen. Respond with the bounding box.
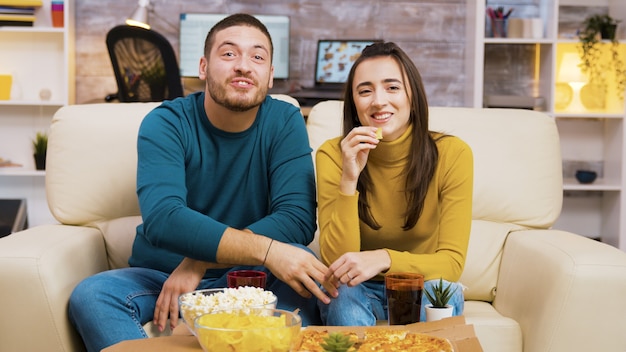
[178,13,290,79]
[314,40,380,85]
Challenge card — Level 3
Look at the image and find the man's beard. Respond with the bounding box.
[207,74,268,112]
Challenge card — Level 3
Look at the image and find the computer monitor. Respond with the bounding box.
[178,13,290,80]
[313,39,381,88]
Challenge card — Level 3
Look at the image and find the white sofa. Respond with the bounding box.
[1,99,626,352]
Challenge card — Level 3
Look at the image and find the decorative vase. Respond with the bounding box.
[425,304,454,322]
[33,153,46,170]
[580,83,606,111]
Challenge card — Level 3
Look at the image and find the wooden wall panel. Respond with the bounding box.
[74,0,468,107]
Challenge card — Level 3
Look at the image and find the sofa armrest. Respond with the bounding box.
[494,229,626,352]
[0,225,109,352]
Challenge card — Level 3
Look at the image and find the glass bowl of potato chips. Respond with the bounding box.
[179,287,277,335]
[194,307,302,352]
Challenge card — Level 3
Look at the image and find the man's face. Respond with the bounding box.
[200,25,274,112]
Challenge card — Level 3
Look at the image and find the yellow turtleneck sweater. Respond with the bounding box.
[315,125,473,282]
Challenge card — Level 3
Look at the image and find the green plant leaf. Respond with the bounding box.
[425,277,458,308]
[577,14,625,100]
[32,131,48,156]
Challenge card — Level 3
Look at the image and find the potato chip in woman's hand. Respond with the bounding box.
[375,128,383,140]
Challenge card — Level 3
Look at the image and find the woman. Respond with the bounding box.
[316,42,473,326]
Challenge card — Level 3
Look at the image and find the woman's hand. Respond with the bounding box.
[339,126,380,194]
[324,249,391,288]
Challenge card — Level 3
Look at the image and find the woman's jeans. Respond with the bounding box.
[318,279,464,326]
[68,247,321,352]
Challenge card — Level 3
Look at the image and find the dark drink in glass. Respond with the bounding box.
[385,272,424,325]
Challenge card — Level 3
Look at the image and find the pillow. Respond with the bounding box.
[460,220,525,302]
[94,216,143,269]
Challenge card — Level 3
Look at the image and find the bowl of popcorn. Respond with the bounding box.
[178,287,277,334]
[194,307,301,352]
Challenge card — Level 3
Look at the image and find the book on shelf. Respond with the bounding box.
[0,5,35,14]
[0,13,34,25]
[0,0,42,6]
[0,20,33,26]
[0,13,34,20]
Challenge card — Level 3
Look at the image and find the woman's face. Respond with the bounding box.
[351,56,411,141]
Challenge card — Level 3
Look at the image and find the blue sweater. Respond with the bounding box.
[129,92,317,275]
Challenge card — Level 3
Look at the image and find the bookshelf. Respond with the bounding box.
[465,0,626,250]
[0,0,74,226]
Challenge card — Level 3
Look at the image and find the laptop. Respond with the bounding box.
[290,39,382,104]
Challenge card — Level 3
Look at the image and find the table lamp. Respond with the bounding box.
[125,0,177,33]
[126,0,150,29]
[558,52,587,112]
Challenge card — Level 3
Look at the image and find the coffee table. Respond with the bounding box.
[103,316,483,352]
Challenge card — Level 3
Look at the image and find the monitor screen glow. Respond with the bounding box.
[315,40,379,85]
[179,13,290,80]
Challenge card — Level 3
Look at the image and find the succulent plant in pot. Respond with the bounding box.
[32,131,48,170]
[320,332,355,352]
[424,277,457,322]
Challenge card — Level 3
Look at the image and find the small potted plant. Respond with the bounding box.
[320,332,355,352]
[32,131,48,170]
[577,14,625,101]
[424,277,457,322]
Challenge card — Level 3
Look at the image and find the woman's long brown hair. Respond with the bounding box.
[342,42,440,230]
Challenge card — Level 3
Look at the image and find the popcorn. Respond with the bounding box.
[179,287,277,334]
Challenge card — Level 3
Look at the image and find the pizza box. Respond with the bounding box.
[103,316,483,352]
[304,316,483,352]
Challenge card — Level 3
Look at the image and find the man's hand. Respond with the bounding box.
[153,258,228,332]
[263,241,336,304]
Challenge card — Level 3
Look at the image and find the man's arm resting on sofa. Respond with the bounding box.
[494,229,626,352]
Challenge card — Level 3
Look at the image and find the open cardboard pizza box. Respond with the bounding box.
[103,316,483,352]
[304,316,483,352]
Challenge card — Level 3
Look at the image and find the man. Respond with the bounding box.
[69,13,335,352]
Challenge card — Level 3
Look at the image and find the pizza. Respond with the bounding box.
[295,330,359,352]
[294,328,454,352]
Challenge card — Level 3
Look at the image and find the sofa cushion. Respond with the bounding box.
[460,220,525,302]
[428,107,562,229]
[306,103,563,230]
[464,301,522,352]
[94,216,143,269]
[306,100,344,166]
[47,103,161,226]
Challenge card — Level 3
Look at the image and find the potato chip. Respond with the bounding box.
[195,309,301,352]
[375,128,383,140]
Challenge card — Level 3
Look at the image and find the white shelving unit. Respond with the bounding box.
[465,0,626,251]
[0,0,74,227]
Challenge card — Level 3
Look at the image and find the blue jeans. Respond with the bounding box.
[318,279,464,326]
[68,248,321,352]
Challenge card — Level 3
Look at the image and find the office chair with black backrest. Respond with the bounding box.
[105,25,184,102]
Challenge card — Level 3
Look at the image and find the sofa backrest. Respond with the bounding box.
[47,102,161,225]
[46,96,301,269]
[306,100,563,228]
[46,95,301,226]
[306,100,564,301]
